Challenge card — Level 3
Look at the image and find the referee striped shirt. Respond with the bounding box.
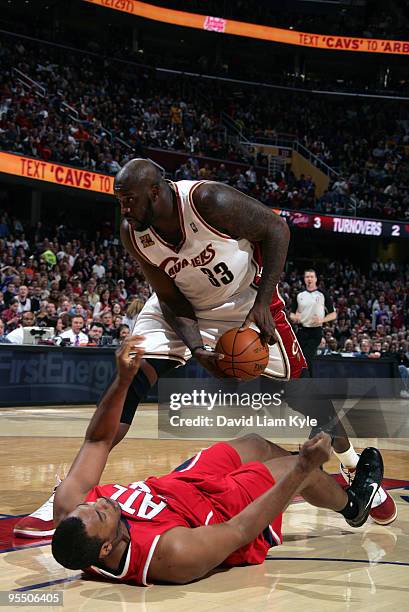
[291,289,335,328]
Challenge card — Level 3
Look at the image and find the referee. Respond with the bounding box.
[290,269,337,373]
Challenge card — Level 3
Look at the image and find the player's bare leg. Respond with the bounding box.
[262,439,384,527]
[262,453,347,511]
[226,433,291,464]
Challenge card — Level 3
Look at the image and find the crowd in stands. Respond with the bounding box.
[284,260,409,394]
[174,159,317,211]
[233,89,409,220]
[0,214,151,346]
[2,33,409,222]
[0,36,232,174]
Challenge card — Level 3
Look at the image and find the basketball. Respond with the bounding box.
[215,327,269,380]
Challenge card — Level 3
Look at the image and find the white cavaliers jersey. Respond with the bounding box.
[127,180,261,311]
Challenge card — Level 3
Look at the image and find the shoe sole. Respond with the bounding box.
[371,505,398,526]
[13,528,55,538]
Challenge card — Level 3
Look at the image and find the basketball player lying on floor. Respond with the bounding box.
[51,337,384,586]
[14,159,395,538]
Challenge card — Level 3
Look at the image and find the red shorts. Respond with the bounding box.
[253,242,307,379]
[150,442,282,566]
[270,292,307,379]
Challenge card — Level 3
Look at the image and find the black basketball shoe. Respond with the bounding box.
[345,447,384,528]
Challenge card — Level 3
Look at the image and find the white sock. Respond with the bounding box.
[334,444,360,468]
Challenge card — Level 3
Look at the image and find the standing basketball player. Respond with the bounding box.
[14,159,396,537]
[51,337,384,585]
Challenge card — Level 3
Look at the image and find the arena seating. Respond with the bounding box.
[1,35,409,221]
[0,212,407,369]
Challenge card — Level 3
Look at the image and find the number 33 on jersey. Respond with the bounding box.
[127,180,261,311]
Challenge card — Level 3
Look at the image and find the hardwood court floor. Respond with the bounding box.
[1,404,409,611]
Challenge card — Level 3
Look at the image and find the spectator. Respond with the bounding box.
[16,285,31,314]
[59,315,88,346]
[245,166,257,187]
[30,286,44,312]
[93,288,111,319]
[113,314,123,330]
[84,282,100,308]
[100,310,115,337]
[39,303,58,328]
[92,256,106,279]
[112,302,123,318]
[0,291,5,315]
[87,322,105,346]
[341,339,356,355]
[6,311,36,344]
[0,319,11,343]
[113,323,130,345]
[2,298,21,332]
[123,298,145,331]
[54,317,65,337]
[355,338,379,358]
[397,344,409,398]
[117,279,127,301]
[2,281,16,305]
[41,248,57,267]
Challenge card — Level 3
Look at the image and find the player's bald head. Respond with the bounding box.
[114,158,163,192]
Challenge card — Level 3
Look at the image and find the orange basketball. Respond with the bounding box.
[215,327,269,380]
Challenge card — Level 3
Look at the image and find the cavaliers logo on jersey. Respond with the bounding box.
[140,234,155,248]
[160,243,216,278]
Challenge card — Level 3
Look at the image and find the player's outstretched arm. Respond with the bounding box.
[149,433,331,584]
[194,182,290,344]
[53,337,144,525]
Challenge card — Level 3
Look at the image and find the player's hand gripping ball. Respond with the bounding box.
[215,327,269,380]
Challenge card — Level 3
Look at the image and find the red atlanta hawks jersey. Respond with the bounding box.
[83,479,216,586]
[127,180,264,311]
[82,444,284,586]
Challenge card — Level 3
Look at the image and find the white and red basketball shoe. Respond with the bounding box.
[340,462,397,525]
[13,478,60,538]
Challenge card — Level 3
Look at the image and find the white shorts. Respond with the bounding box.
[132,287,305,380]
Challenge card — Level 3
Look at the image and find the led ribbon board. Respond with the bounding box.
[83,0,409,55]
[0,152,114,194]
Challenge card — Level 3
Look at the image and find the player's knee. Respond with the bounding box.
[235,433,272,462]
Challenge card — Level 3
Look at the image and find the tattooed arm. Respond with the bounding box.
[194,182,290,343]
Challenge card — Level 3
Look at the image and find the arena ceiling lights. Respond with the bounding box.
[83,0,409,55]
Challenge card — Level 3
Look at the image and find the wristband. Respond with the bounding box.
[191,345,205,355]
[191,345,212,354]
